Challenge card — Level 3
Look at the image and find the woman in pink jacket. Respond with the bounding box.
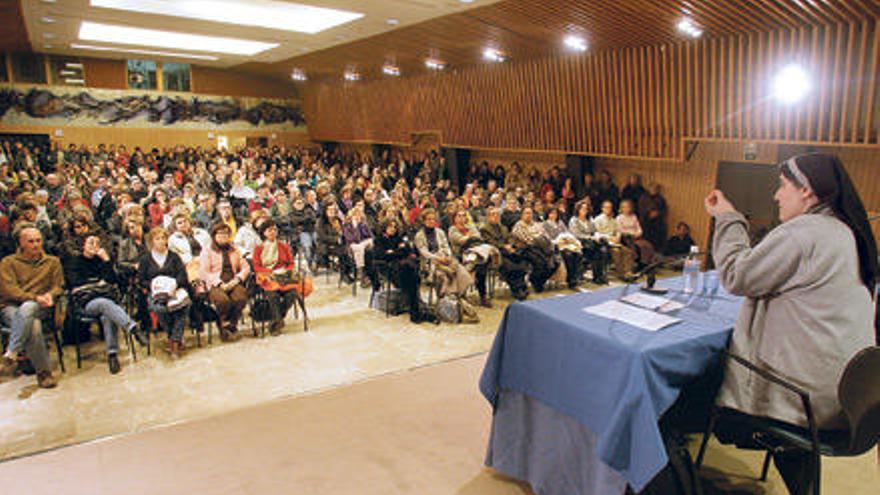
[200,222,250,341]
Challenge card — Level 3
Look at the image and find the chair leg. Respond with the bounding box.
[760,451,772,481]
[127,330,137,363]
[52,328,66,373]
[296,293,309,332]
[695,408,719,470]
[74,322,82,370]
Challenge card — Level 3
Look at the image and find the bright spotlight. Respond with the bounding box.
[772,64,810,105]
[563,35,587,52]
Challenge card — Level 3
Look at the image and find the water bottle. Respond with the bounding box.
[682,245,701,293]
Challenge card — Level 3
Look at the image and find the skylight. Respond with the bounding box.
[79,21,278,56]
[90,0,364,34]
[70,43,220,61]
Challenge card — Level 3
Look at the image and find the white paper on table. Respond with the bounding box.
[582,300,682,332]
[620,292,670,310]
[657,300,685,313]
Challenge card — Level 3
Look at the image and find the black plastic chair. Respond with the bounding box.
[695,347,880,494]
[67,300,137,369]
[1,313,66,373]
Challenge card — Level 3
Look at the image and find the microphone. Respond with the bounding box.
[636,260,669,295]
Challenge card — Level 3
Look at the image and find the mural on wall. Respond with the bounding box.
[0,85,305,130]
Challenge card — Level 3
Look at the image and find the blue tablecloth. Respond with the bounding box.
[479,275,742,492]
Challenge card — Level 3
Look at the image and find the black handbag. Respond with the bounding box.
[70,279,120,307]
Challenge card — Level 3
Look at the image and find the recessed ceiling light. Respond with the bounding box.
[65,62,84,68]
[482,48,506,62]
[79,21,277,55]
[344,71,360,81]
[563,35,587,52]
[64,78,86,85]
[43,33,56,39]
[386,18,400,26]
[459,0,475,3]
[70,43,220,61]
[425,58,446,70]
[90,0,363,34]
[291,69,307,81]
[44,44,54,49]
[676,19,703,38]
[382,64,400,76]
[59,70,78,76]
[41,16,56,24]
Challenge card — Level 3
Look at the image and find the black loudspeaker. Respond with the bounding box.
[565,155,594,198]
[442,147,471,194]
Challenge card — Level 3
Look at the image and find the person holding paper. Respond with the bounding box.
[704,153,877,495]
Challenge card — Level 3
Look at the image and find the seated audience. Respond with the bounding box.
[137,227,189,358]
[448,209,495,307]
[616,199,655,267]
[511,206,559,292]
[0,225,61,388]
[414,208,473,299]
[200,222,250,342]
[479,207,530,300]
[253,219,306,335]
[593,200,637,279]
[542,207,583,290]
[64,233,147,373]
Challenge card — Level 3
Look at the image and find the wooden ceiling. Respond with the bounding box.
[0,0,31,53]
[246,0,880,82]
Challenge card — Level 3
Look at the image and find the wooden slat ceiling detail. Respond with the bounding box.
[257,0,880,82]
[303,20,880,160]
[0,0,32,53]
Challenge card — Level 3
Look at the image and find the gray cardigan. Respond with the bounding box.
[712,208,874,429]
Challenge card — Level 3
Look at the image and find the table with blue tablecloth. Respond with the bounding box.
[479,274,742,494]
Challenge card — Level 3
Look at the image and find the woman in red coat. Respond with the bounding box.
[147,188,170,228]
[253,219,311,335]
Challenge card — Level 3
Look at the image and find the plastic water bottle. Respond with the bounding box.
[682,245,701,293]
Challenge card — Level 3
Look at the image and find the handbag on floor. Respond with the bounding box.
[370,288,409,316]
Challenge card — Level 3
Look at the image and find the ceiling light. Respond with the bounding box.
[425,58,446,70]
[65,62,84,68]
[41,16,56,23]
[772,63,810,105]
[44,44,54,49]
[70,43,220,60]
[676,19,703,38]
[90,0,363,34]
[79,21,277,55]
[291,69,307,81]
[43,33,56,39]
[563,35,587,52]
[64,78,86,85]
[59,70,78,76]
[459,0,475,3]
[386,18,400,26]
[382,64,400,76]
[344,71,360,81]
[482,48,506,62]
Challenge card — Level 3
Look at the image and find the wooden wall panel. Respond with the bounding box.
[83,57,126,90]
[190,67,297,99]
[305,21,880,159]
[0,125,313,150]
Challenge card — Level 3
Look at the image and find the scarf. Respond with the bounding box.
[261,240,279,270]
[424,227,439,252]
[214,241,235,283]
